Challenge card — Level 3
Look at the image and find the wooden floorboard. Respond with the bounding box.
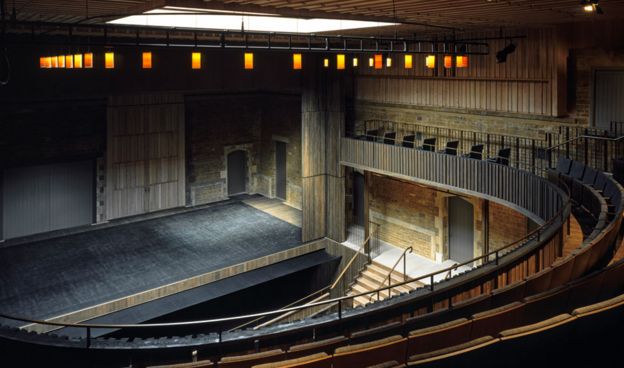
[243,196,302,228]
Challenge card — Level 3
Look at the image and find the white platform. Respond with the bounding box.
[343,226,472,285]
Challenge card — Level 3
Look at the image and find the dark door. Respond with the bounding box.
[353,172,365,226]
[2,160,94,239]
[227,150,247,196]
[275,141,287,200]
[448,196,474,263]
[594,70,624,131]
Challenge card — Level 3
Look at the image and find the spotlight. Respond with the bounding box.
[496,42,516,64]
[581,0,604,14]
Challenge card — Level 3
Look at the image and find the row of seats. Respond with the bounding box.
[358,130,511,165]
[150,257,624,368]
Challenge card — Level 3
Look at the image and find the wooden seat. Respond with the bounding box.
[566,270,605,309]
[446,294,491,321]
[582,166,598,185]
[366,361,405,368]
[569,160,586,180]
[521,286,570,325]
[366,129,379,142]
[406,336,497,366]
[487,148,511,165]
[499,313,575,340]
[403,307,450,332]
[286,336,348,359]
[596,258,624,300]
[470,301,525,339]
[569,246,593,280]
[333,335,407,368]
[252,353,331,368]
[548,257,575,288]
[524,266,553,295]
[490,281,526,308]
[440,140,459,155]
[217,349,285,368]
[407,318,472,356]
[349,321,402,345]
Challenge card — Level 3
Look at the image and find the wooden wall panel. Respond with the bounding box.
[354,28,564,117]
[302,176,326,241]
[106,94,186,220]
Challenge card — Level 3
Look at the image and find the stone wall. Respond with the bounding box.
[186,93,302,207]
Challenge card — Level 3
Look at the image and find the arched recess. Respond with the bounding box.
[227,150,248,196]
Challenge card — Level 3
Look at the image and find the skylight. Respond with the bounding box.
[108,6,397,34]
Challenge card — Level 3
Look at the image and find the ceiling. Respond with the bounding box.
[6,0,624,32]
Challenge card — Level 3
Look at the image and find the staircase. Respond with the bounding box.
[347,261,424,308]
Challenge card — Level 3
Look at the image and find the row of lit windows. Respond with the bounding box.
[39,52,469,70]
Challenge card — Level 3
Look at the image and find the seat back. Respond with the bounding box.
[366,129,379,142]
[252,353,332,368]
[287,336,348,360]
[469,302,525,339]
[350,322,402,345]
[407,318,472,356]
[333,336,407,368]
[569,160,586,180]
[444,140,459,155]
[524,267,553,295]
[566,270,605,309]
[446,294,492,321]
[496,148,511,166]
[521,286,570,325]
[402,134,415,148]
[490,281,526,308]
[556,157,573,175]
[582,166,598,185]
[548,257,575,288]
[406,336,497,366]
[384,132,397,145]
[593,172,608,192]
[218,349,285,368]
[468,144,484,160]
[422,138,436,151]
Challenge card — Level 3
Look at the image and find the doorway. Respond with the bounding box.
[593,70,624,131]
[448,196,474,263]
[275,141,287,200]
[227,150,248,196]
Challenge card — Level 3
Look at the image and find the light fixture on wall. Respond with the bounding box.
[385,55,392,68]
[581,0,604,14]
[404,54,413,69]
[84,53,94,68]
[244,52,254,70]
[374,54,383,69]
[443,55,452,69]
[40,56,52,69]
[293,53,302,70]
[191,52,201,69]
[336,54,346,70]
[425,55,436,69]
[58,55,65,68]
[105,52,115,69]
[352,57,359,67]
[456,55,469,68]
[142,52,152,69]
[74,54,83,69]
[496,42,516,63]
[368,57,374,67]
[323,58,329,68]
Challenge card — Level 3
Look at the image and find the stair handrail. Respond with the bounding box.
[228,224,379,332]
[369,246,413,302]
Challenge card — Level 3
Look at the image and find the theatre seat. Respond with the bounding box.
[217,349,285,368]
[333,335,407,368]
[470,301,525,339]
[406,336,497,366]
[252,353,331,368]
[349,321,403,344]
[286,336,347,359]
[407,318,472,356]
[148,359,214,367]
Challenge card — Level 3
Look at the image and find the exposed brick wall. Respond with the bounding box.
[488,201,528,252]
[369,175,439,260]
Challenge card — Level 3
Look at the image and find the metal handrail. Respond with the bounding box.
[0,192,569,336]
[227,224,378,332]
[369,246,413,302]
[544,133,624,153]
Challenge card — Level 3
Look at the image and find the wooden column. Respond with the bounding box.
[301,57,346,242]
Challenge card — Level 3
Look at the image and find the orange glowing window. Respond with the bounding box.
[191,52,201,69]
[40,56,51,68]
[66,55,74,68]
[244,52,254,70]
[374,54,383,69]
[105,52,115,69]
[51,56,59,68]
[293,53,302,70]
[58,55,65,68]
[142,52,152,69]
